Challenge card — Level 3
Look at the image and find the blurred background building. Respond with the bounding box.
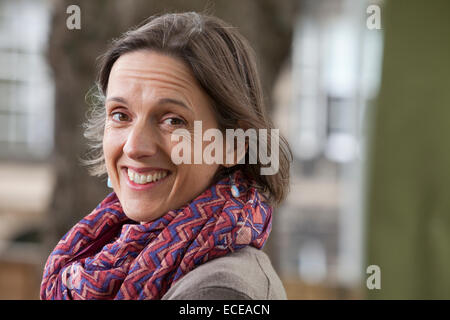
[272,0,383,298]
[0,0,54,299]
[2,0,448,300]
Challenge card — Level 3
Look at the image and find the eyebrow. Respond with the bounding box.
[106,96,192,112]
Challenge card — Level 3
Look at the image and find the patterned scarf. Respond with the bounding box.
[40,170,272,300]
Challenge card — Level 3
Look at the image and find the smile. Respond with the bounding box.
[127,168,169,184]
[123,167,171,190]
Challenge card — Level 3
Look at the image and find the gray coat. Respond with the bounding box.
[162,246,287,300]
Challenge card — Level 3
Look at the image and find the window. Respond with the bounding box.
[0,0,53,160]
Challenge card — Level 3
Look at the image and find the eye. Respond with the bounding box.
[162,117,186,126]
[111,112,130,122]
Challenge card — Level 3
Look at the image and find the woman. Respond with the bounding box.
[41,12,292,300]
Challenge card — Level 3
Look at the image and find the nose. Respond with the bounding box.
[123,121,158,160]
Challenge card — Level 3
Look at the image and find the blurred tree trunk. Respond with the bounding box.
[366,0,450,299]
[45,0,297,261]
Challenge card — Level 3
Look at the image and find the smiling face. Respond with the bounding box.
[103,50,221,223]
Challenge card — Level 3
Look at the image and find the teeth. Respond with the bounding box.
[127,169,168,185]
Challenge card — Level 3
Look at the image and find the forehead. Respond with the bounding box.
[106,50,204,102]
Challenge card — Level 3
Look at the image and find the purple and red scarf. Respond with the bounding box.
[40,170,272,300]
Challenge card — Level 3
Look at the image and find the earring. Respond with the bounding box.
[229,174,240,198]
[107,177,113,188]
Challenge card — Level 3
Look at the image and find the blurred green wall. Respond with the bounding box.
[366,0,450,299]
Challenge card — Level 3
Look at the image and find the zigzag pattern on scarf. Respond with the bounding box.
[40,170,272,300]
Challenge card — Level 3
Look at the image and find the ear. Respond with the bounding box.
[222,120,250,168]
[222,138,248,168]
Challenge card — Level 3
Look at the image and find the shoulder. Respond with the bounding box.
[162,246,287,300]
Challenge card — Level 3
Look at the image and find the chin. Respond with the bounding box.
[125,210,157,224]
[120,200,160,223]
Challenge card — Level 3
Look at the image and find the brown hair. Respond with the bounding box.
[83,12,292,207]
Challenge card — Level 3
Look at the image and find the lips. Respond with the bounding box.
[121,166,171,189]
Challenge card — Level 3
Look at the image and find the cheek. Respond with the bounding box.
[165,133,190,163]
[103,128,125,170]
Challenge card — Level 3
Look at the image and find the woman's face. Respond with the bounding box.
[103,50,221,223]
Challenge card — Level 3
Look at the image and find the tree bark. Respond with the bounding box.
[366,0,450,299]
